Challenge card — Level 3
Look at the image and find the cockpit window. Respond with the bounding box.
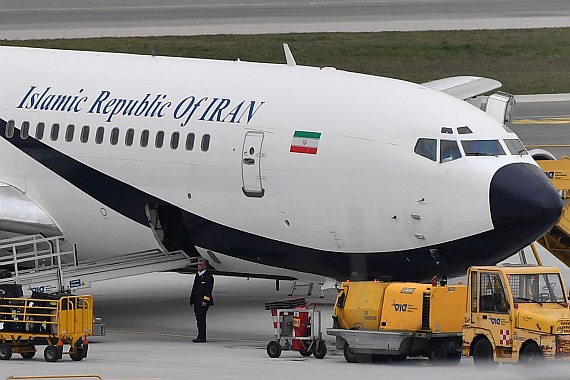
[504,139,529,155]
[461,140,506,156]
[440,140,462,163]
[414,138,437,161]
[457,126,473,134]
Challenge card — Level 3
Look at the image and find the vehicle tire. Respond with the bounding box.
[267,341,282,358]
[44,345,59,362]
[343,342,364,363]
[70,348,84,361]
[428,341,448,364]
[313,340,327,359]
[472,338,498,369]
[20,344,36,359]
[0,343,12,360]
[519,342,544,365]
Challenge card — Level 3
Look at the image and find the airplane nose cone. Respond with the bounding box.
[490,163,562,241]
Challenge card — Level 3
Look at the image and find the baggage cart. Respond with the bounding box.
[266,301,327,359]
[0,294,93,362]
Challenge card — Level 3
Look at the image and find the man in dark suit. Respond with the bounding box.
[190,258,214,343]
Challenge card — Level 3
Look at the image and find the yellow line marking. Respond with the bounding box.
[514,117,570,125]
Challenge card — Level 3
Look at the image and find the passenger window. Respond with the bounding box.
[125,128,135,147]
[50,123,60,141]
[140,129,149,147]
[185,133,195,151]
[21,121,30,139]
[110,127,119,145]
[5,120,15,138]
[95,126,105,144]
[65,124,75,142]
[440,140,462,163]
[35,122,45,140]
[155,131,164,148]
[504,139,528,155]
[414,138,436,161]
[170,132,180,150]
[80,125,90,143]
[201,134,210,152]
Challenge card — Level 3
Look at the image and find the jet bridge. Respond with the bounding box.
[536,156,570,268]
[0,234,191,294]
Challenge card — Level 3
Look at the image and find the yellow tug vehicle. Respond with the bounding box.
[327,265,570,366]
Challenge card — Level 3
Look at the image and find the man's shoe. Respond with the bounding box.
[192,338,206,343]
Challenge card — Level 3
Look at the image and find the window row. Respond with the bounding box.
[4,120,210,152]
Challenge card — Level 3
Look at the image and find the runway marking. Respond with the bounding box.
[514,117,570,125]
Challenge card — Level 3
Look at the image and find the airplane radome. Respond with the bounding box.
[0,45,562,286]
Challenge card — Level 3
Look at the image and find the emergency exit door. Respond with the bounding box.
[242,131,265,197]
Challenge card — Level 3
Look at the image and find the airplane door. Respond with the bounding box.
[242,131,265,198]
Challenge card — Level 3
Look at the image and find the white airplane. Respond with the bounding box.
[0,45,562,290]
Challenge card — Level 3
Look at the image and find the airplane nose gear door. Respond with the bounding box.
[242,131,265,198]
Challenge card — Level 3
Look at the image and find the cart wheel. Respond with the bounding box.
[21,346,36,359]
[299,348,312,356]
[267,341,282,358]
[313,340,327,359]
[0,343,12,360]
[44,345,59,362]
[70,347,84,361]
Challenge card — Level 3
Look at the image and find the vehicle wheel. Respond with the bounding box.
[343,342,363,363]
[519,342,544,365]
[70,347,84,361]
[0,343,12,360]
[313,340,327,359]
[44,345,59,362]
[267,341,282,358]
[472,338,498,369]
[428,341,448,363]
[20,344,36,359]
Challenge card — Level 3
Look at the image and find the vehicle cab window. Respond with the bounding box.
[480,272,509,313]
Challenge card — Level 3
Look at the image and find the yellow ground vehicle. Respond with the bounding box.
[463,265,570,367]
[327,280,466,363]
[0,294,93,362]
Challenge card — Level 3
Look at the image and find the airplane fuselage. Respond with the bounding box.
[0,46,562,282]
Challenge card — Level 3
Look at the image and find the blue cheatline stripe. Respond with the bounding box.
[0,118,521,281]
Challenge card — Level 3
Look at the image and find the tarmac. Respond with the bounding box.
[3,251,570,380]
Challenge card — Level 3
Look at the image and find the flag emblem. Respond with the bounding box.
[290,130,321,154]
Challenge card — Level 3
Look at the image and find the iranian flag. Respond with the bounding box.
[290,130,321,154]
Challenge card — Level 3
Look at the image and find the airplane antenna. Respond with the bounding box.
[283,43,296,67]
[151,46,156,57]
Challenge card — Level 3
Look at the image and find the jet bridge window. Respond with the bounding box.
[462,140,506,156]
[440,140,462,163]
[35,122,45,140]
[504,139,528,156]
[414,138,436,161]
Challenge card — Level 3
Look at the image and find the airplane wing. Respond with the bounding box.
[422,76,502,100]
